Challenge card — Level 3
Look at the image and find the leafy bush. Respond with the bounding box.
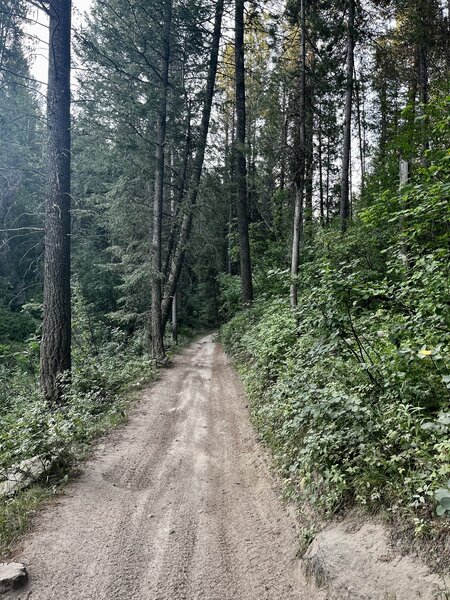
[0,336,157,476]
[0,306,37,343]
[221,117,450,526]
[0,290,158,478]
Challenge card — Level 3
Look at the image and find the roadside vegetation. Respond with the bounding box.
[0,312,159,558]
[221,92,450,535]
[0,0,449,562]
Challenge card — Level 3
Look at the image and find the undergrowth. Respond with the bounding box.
[0,321,188,558]
[220,112,450,536]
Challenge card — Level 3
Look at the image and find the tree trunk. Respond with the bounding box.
[40,0,72,404]
[224,112,234,275]
[304,58,315,239]
[235,0,253,305]
[340,0,355,233]
[280,85,288,191]
[161,0,224,331]
[326,134,330,225]
[354,67,365,194]
[290,0,306,311]
[150,0,172,362]
[171,291,178,344]
[399,158,410,270]
[164,103,191,278]
[318,107,324,226]
[418,25,429,164]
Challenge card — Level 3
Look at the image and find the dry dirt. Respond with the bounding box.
[7,334,316,600]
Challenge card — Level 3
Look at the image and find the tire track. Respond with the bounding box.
[7,335,317,600]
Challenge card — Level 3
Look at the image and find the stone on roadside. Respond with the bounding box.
[0,563,28,594]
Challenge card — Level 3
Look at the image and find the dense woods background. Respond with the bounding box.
[0,0,449,554]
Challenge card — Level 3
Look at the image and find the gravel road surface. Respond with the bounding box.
[8,335,316,600]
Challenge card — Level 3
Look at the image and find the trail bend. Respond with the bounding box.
[8,335,316,600]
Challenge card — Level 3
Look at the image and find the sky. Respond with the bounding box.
[27,0,93,84]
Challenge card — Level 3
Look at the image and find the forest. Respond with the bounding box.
[0,0,449,562]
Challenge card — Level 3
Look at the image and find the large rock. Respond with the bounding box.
[302,521,445,599]
[0,456,52,498]
[0,563,28,594]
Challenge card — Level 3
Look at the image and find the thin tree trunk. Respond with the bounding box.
[227,201,233,275]
[326,133,330,225]
[318,107,324,226]
[340,0,355,233]
[170,144,178,345]
[161,0,224,331]
[280,85,288,191]
[171,291,178,344]
[40,0,72,404]
[225,112,233,275]
[418,30,429,164]
[354,67,365,194]
[399,158,410,270]
[379,73,388,161]
[290,0,306,311]
[304,60,315,238]
[235,0,253,305]
[418,45,429,107]
[150,0,172,361]
[164,103,191,278]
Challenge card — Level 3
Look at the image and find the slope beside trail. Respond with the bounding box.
[7,334,317,600]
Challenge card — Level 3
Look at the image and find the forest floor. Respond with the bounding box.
[6,334,317,600]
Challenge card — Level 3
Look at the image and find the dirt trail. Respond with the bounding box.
[8,335,316,600]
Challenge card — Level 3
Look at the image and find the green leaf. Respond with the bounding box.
[440,496,450,510]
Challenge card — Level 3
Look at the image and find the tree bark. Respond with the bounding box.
[161,0,224,331]
[150,0,172,361]
[280,85,288,191]
[170,148,178,345]
[340,0,355,233]
[290,0,306,311]
[399,158,410,270]
[304,56,315,239]
[235,0,253,305]
[354,67,365,193]
[40,0,72,404]
[326,134,330,225]
[417,13,429,165]
[318,107,324,226]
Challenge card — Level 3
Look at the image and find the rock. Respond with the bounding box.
[0,456,52,498]
[302,521,445,599]
[0,563,28,594]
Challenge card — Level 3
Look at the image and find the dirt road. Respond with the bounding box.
[8,335,315,600]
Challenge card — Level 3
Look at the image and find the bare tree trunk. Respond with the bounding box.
[354,67,365,194]
[318,106,324,226]
[170,148,178,345]
[164,103,191,278]
[161,0,224,331]
[379,72,388,161]
[290,0,306,311]
[304,59,315,239]
[150,0,172,362]
[399,158,410,270]
[418,31,429,164]
[171,291,178,344]
[326,134,330,225]
[224,112,234,275]
[40,0,72,404]
[235,0,253,305]
[280,85,288,191]
[340,0,355,233]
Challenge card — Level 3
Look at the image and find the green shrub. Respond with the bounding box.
[221,131,450,524]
